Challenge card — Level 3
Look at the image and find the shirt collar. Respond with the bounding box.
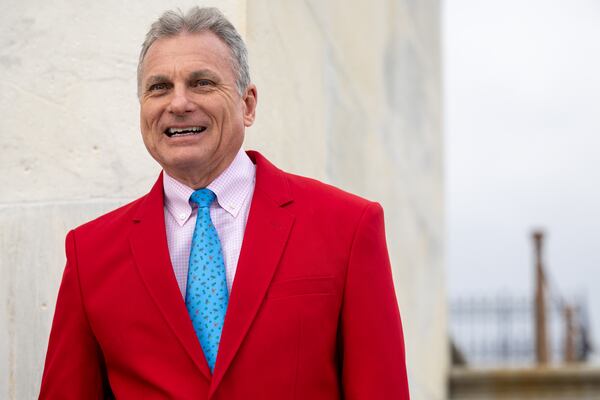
[163,148,256,226]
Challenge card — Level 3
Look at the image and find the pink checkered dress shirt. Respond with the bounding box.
[162,149,256,298]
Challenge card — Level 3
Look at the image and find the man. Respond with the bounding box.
[40,7,409,399]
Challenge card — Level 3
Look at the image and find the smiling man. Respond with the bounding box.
[39,7,409,400]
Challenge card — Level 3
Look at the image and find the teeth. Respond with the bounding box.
[169,126,203,134]
[166,126,207,137]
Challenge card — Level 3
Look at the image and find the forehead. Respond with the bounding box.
[141,31,234,80]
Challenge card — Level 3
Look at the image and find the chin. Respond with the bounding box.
[161,156,205,174]
[157,146,207,166]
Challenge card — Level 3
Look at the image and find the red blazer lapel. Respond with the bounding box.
[128,173,212,381]
[210,152,295,397]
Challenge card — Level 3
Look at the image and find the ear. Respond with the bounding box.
[242,84,257,127]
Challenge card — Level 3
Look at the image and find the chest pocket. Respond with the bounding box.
[267,276,335,300]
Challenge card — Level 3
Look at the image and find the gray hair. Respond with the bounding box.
[137,7,250,96]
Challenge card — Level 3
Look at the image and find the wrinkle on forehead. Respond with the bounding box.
[141,32,235,83]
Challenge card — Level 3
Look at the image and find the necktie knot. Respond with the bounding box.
[190,188,216,208]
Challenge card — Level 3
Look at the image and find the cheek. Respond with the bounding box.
[221,103,244,128]
[140,104,162,130]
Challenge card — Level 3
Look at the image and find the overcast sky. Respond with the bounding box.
[444,0,600,360]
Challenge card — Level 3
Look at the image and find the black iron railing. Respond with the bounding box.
[450,294,591,366]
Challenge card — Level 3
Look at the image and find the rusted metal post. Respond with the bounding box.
[564,305,576,363]
[533,231,549,365]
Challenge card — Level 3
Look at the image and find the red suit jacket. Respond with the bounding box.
[40,151,409,399]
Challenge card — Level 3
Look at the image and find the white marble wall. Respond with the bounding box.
[0,1,445,399]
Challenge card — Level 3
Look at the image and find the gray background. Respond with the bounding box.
[445,0,600,362]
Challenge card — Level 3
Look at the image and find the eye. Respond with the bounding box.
[192,79,213,88]
[148,82,170,92]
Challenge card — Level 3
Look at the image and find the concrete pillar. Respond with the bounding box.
[1,1,444,398]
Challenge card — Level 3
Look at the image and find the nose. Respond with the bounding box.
[167,87,195,115]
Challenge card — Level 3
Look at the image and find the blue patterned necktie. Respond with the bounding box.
[185,188,229,372]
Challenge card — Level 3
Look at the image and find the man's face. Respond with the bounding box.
[139,31,257,187]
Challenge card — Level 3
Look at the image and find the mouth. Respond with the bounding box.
[164,126,207,138]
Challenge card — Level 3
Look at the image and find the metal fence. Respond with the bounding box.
[450,295,591,366]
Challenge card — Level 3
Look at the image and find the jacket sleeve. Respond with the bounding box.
[339,202,410,399]
[39,230,109,399]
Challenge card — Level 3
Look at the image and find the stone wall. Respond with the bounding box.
[450,366,600,400]
[0,1,444,398]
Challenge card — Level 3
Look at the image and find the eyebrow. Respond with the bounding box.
[188,69,220,83]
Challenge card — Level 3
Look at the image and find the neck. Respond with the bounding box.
[163,153,238,190]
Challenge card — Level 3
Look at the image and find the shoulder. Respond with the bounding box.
[71,195,148,241]
[285,172,376,214]
[271,164,388,265]
[250,150,381,220]
[281,172,385,243]
[70,174,163,242]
